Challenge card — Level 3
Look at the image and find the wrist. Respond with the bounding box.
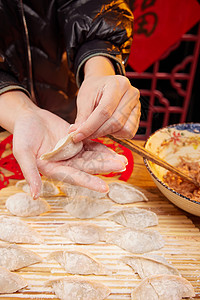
[84,56,116,79]
[0,91,39,133]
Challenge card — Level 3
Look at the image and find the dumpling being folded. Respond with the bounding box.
[108,182,148,204]
[56,222,106,244]
[60,183,107,199]
[45,276,110,300]
[6,193,50,217]
[0,216,44,244]
[109,207,158,229]
[107,227,165,253]
[48,250,111,275]
[16,180,59,197]
[64,196,111,219]
[122,253,180,278]
[0,266,27,294]
[131,274,195,300]
[40,133,83,161]
[0,242,42,271]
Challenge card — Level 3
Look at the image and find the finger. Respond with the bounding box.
[83,140,128,165]
[73,77,126,143]
[66,151,126,174]
[87,86,140,138]
[38,162,109,193]
[112,101,141,139]
[13,144,42,199]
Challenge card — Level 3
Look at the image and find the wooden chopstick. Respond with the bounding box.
[108,135,200,188]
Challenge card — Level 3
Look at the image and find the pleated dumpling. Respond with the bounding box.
[0,216,44,244]
[108,182,148,204]
[131,275,195,300]
[60,183,107,199]
[45,276,110,300]
[48,250,111,275]
[109,207,158,229]
[56,222,106,244]
[0,266,27,294]
[40,133,83,161]
[0,242,42,271]
[122,253,180,278]
[16,179,59,197]
[64,196,111,219]
[6,192,50,217]
[107,227,165,254]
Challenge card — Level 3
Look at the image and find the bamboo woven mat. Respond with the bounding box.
[0,181,200,300]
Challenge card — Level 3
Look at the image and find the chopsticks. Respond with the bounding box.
[108,135,200,188]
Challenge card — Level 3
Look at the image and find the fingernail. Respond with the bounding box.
[73,132,85,143]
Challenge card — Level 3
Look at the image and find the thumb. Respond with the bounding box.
[13,146,42,199]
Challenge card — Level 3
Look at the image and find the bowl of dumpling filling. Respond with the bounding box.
[144,123,200,216]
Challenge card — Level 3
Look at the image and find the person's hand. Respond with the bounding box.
[12,103,127,199]
[69,56,141,143]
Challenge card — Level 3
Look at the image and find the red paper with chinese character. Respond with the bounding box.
[128,0,200,72]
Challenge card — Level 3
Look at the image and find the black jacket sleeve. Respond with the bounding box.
[57,0,133,86]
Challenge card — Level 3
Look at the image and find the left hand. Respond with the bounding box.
[70,56,141,143]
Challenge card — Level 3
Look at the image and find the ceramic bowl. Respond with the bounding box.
[144,123,200,216]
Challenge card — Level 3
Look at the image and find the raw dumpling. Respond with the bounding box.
[16,179,60,197]
[57,222,106,244]
[122,253,180,278]
[131,274,195,300]
[40,133,83,161]
[48,250,110,275]
[108,182,148,204]
[109,207,158,229]
[64,196,111,219]
[60,183,107,199]
[0,266,27,294]
[45,276,110,300]
[107,228,165,253]
[0,242,42,271]
[0,216,44,244]
[6,192,50,217]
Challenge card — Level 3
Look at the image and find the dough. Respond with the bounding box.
[60,182,107,199]
[64,196,111,219]
[0,242,42,271]
[107,227,165,253]
[48,250,111,275]
[6,192,50,217]
[0,216,44,244]
[57,222,106,244]
[108,182,148,204]
[131,274,195,300]
[122,253,180,278]
[40,133,83,161]
[16,179,60,197]
[109,207,158,229]
[45,276,111,300]
[0,266,27,294]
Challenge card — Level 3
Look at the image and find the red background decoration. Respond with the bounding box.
[128,0,200,72]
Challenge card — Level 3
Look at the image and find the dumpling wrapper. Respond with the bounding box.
[56,222,106,244]
[122,253,180,278]
[6,192,50,217]
[0,242,42,271]
[16,179,59,197]
[0,216,44,244]
[107,227,165,253]
[45,276,111,300]
[64,196,112,219]
[40,133,83,161]
[48,250,111,275]
[0,266,27,294]
[60,183,107,199]
[109,207,158,229]
[108,182,148,204]
[131,274,195,300]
